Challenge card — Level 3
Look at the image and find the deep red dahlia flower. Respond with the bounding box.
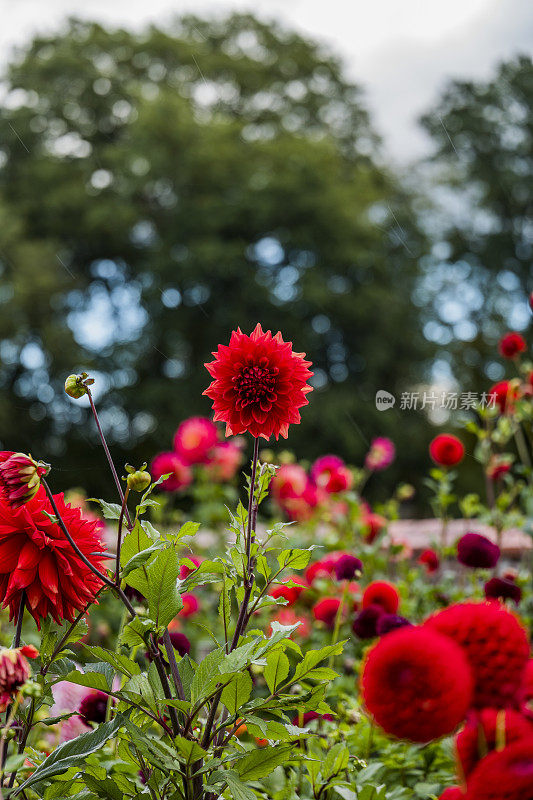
[151,452,192,492]
[310,455,353,493]
[429,434,465,466]
[424,602,530,709]
[419,549,440,573]
[334,554,363,581]
[173,417,219,464]
[79,690,109,724]
[312,597,342,628]
[456,708,533,779]
[291,711,334,726]
[269,574,306,606]
[362,581,400,614]
[466,738,533,799]
[457,533,500,569]
[499,332,527,359]
[361,626,473,742]
[203,324,313,440]
[0,494,106,627]
[352,604,384,639]
[485,577,522,605]
[269,608,311,639]
[376,613,412,636]
[168,631,191,657]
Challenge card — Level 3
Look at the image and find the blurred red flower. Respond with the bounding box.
[424,602,530,709]
[0,493,106,627]
[418,549,440,573]
[362,581,400,614]
[365,437,396,471]
[489,380,519,414]
[0,645,38,711]
[466,738,533,799]
[173,417,219,464]
[361,626,473,743]
[312,597,342,628]
[151,452,192,492]
[498,332,527,359]
[269,574,306,606]
[310,455,352,493]
[178,593,199,618]
[456,708,533,779]
[204,441,244,481]
[429,434,465,467]
[204,324,313,440]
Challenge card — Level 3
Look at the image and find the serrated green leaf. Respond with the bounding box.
[146,545,181,628]
[235,745,294,781]
[83,646,140,678]
[221,672,252,715]
[87,499,123,520]
[264,650,290,693]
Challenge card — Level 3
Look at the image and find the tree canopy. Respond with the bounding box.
[0,14,432,496]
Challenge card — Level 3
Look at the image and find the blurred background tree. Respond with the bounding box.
[0,14,437,498]
[419,55,532,391]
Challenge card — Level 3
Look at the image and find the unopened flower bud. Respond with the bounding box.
[125,463,151,492]
[0,645,38,711]
[0,453,50,508]
[64,372,94,399]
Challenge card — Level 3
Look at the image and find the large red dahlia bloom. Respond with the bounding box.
[203,324,313,440]
[361,626,473,742]
[424,602,530,709]
[456,708,533,779]
[466,738,533,799]
[0,493,106,627]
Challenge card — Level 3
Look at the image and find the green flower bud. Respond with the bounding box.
[64,372,94,399]
[126,468,151,492]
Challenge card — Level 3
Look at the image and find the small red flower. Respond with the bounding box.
[361,626,473,743]
[168,631,191,657]
[310,455,352,493]
[429,434,465,466]
[203,324,313,440]
[151,452,192,492]
[173,417,219,464]
[456,708,533,779]
[0,493,106,627]
[269,574,306,606]
[271,464,308,500]
[424,602,530,709]
[486,455,512,482]
[312,597,342,628]
[0,452,50,509]
[179,556,202,579]
[457,533,500,569]
[466,738,533,799]
[489,380,519,414]
[0,645,38,711]
[499,332,527,359]
[178,593,199,618]
[362,581,400,614]
[419,549,440,573]
[361,511,386,543]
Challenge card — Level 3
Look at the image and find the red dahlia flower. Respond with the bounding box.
[489,380,519,414]
[376,613,411,636]
[0,493,106,627]
[362,581,400,614]
[486,455,512,482]
[203,324,313,440]
[179,556,202,579]
[484,577,522,605]
[0,452,50,509]
[429,434,465,466]
[498,332,527,359]
[151,452,192,492]
[419,549,440,573]
[312,597,342,628]
[334,554,363,581]
[439,789,464,800]
[456,708,533,779]
[466,738,533,799]
[424,602,530,709]
[361,626,473,742]
[310,455,353,493]
[361,511,387,543]
[204,441,243,481]
[173,417,219,464]
[269,574,306,606]
[457,533,500,569]
[178,593,199,618]
[352,605,384,639]
[0,645,38,711]
[270,464,308,500]
[269,608,311,638]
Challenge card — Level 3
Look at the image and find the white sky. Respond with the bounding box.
[1,0,532,162]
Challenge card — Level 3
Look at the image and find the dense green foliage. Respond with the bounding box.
[0,14,431,496]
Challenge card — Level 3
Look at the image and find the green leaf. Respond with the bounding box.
[234,746,294,781]
[121,541,164,579]
[146,545,181,628]
[191,648,225,704]
[63,668,110,693]
[223,770,257,800]
[14,716,123,794]
[291,643,345,684]
[173,736,207,766]
[83,646,140,678]
[277,547,316,570]
[264,651,290,693]
[87,499,123,520]
[120,617,153,648]
[221,672,252,715]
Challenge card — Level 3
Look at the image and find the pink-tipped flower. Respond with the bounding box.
[151,452,192,492]
[365,438,395,471]
[0,452,50,509]
[0,645,38,711]
[498,332,527,359]
[173,417,219,465]
[204,440,244,481]
[311,455,353,493]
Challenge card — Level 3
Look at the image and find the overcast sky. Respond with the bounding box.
[1,0,532,162]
